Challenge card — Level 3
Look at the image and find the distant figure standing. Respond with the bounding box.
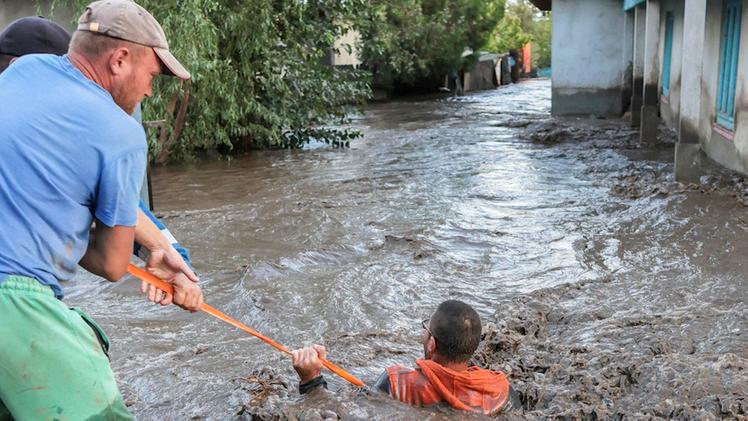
[451,70,464,96]
[509,49,522,83]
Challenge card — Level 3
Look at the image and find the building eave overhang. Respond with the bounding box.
[529,0,645,12]
[624,0,646,11]
[528,0,551,11]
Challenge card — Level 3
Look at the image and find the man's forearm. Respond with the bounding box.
[134,208,199,285]
[134,202,193,270]
[134,209,172,252]
[79,220,135,281]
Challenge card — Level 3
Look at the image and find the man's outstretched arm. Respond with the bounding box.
[291,345,391,395]
[292,345,328,394]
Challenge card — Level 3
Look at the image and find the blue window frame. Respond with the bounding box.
[717,0,742,131]
[662,13,674,97]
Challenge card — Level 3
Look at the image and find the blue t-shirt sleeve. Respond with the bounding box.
[133,200,194,269]
[95,148,147,227]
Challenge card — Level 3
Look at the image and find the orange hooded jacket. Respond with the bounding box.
[386,359,513,416]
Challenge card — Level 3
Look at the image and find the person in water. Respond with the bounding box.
[292,300,522,416]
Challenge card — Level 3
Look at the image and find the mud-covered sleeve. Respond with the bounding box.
[498,385,523,414]
[372,370,391,395]
[299,375,327,394]
[133,200,195,270]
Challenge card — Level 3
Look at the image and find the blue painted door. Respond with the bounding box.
[663,13,675,97]
[717,0,742,131]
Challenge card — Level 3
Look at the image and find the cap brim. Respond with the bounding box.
[154,47,190,80]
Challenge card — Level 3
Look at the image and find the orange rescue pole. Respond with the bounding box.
[127,264,366,387]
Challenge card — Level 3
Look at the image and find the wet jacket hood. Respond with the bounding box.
[387,359,511,416]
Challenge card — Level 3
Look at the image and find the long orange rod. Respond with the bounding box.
[127,264,366,387]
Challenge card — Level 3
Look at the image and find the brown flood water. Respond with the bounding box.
[67,79,748,420]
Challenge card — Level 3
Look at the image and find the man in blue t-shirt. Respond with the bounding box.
[0,2,202,419]
[0,15,201,310]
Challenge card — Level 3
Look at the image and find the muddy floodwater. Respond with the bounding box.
[67,79,748,420]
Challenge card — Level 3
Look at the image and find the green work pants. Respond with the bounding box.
[0,275,135,421]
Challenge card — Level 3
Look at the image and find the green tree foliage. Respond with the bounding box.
[532,12,552,69]
[483,0,551,70]
[483,15,531,53]
[358,0,505,90]
[52,0,371,162]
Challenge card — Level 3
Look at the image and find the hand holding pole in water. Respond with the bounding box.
[126,264,366,387]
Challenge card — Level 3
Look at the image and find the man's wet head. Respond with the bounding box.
[423,300,482,366]
[69,0,190,114]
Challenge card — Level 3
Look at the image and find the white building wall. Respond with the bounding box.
[640,0,748,176]
[699,0,739,171]
[331,29,361,67]
[621,10,635,111]
[551,0,626,116]
[676,0,748,174]
[548,0,748,176]
[659,0,685,128]
[728,0,748,170]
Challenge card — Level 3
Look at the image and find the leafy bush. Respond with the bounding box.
[357,0,505,91]
[483,0,551,70]
[52,0,371,162]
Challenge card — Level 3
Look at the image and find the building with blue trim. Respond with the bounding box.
[532,0,748,181]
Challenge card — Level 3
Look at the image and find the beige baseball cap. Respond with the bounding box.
[77,0,190,80]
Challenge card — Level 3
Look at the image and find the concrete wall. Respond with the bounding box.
[551,0,626,116]
[639,0,748,176]
[0,0,76,33]
[697,0,726,169]
[548,0,748,176]
[728,0,748,171]
[621,10,635,113]
[683,0,748,175]
[331,29,361,67]
[659,0,684,128]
